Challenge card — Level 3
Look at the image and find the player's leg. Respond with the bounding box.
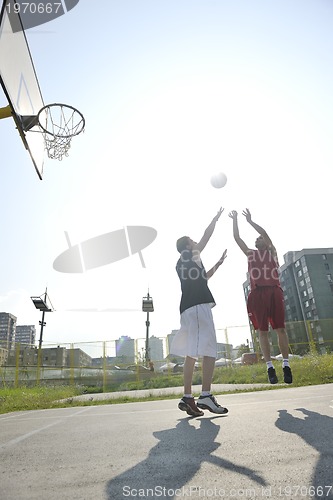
[197,356,228,415]
[248,288,277,383]
[183,355,196,395]
[258,330,277,383]
[258,330,272,361]
[276,328,292,383]
[197,356,228,414]
[271,287,292,383]
[195,306,228,414]
[276,328,290,359]
[178,356,204,416]
[201,355,215,392]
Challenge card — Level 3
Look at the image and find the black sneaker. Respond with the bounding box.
[197,394,228,414]
[283,366,293,384]
[178,397,204,417]
[268,367,278,384]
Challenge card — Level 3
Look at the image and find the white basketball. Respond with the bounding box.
[210,172,227,189]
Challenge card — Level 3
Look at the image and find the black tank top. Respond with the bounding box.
[176,250,215,314]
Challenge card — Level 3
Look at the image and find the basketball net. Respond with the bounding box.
[37,104,85,161]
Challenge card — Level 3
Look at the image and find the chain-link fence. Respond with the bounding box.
[0,319,332,388]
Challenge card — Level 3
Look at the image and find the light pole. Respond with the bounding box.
[31,288,53,350]
[142,290,154,367]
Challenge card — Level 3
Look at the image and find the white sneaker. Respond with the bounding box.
[197,394,228,414]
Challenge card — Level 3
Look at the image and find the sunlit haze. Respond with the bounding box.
[0,0,332,350]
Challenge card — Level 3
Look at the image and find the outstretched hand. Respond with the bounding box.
[213,207,224,222]
[242,208,252,222]
[228,210,238,220]
[219,249,227,264]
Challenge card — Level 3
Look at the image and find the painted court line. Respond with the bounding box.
[0,407,93,451]
[0,420,62,451]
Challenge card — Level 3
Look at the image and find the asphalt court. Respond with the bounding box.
[0,384,333,499]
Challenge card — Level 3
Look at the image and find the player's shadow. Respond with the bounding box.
[275,408,333,499]
[106,416,266,499]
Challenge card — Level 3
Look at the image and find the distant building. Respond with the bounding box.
[15,325,36,346]
[39,346,67,367]
[216,342,233,359]
[6,345,93,368]
[115,335,135,364]
[166,330,178,357]
[280,248,333,353]
[148,335,164,361]
[91,356,117,367]
[0,347,7,366]
[66,348,92,367]
[243,248,333,354]
[0,312,17,352]
[6,346,37,366]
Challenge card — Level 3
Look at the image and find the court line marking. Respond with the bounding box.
[0,420,62,451]
[0,407,92,451]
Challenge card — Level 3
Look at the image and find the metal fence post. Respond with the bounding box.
[103,341,107,392]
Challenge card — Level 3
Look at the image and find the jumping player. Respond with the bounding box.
[228,209,292,385]
[171,207,228,416]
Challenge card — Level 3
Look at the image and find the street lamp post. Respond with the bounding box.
[142,291,154,367]
[31,288,53,350]
[38,311,47,350]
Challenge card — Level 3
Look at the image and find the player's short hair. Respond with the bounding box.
[176,236,190,253]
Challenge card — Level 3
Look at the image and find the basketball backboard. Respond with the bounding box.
[0,0,45,179]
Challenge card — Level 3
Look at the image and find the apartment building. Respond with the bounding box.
[148,335,164,361]
[243,248,333,354]
[15,325,36,346]
[115,335,136,364]
[0,312,17,352]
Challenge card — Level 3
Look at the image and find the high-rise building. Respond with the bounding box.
[0,312,17,351]
[115,335,135,364]
[15,325,36,346]
[280,248,333,352]
[166,330,178,356]
[243,248,333,354]
[148,335,164,361]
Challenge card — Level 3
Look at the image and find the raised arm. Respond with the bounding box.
[206,249,227,279]
[242,208,276,255]
[228,210,250,256]
[196,207,224,253]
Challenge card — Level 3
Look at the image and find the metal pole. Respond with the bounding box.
[145,310,150,366]
[38,288,48,350]
[38,310,46,350]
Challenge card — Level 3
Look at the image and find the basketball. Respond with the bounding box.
[210,172,227,189]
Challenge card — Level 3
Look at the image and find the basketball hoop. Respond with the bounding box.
[36,103,85,160]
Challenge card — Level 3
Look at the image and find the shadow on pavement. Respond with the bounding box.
[275,408,333,500]
[106,416,266,498]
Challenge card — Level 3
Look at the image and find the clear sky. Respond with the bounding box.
[0,0,332,351]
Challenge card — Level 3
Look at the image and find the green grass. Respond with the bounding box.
[0,353,332,415]
[213,354,333,386]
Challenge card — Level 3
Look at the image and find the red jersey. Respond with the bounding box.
[247,249,280,289]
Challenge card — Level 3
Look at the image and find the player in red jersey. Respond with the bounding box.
[229,209,292,384]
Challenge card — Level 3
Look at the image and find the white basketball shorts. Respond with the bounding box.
[170,303,217,359]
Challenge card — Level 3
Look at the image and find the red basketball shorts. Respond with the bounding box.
[247,286,285,331]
